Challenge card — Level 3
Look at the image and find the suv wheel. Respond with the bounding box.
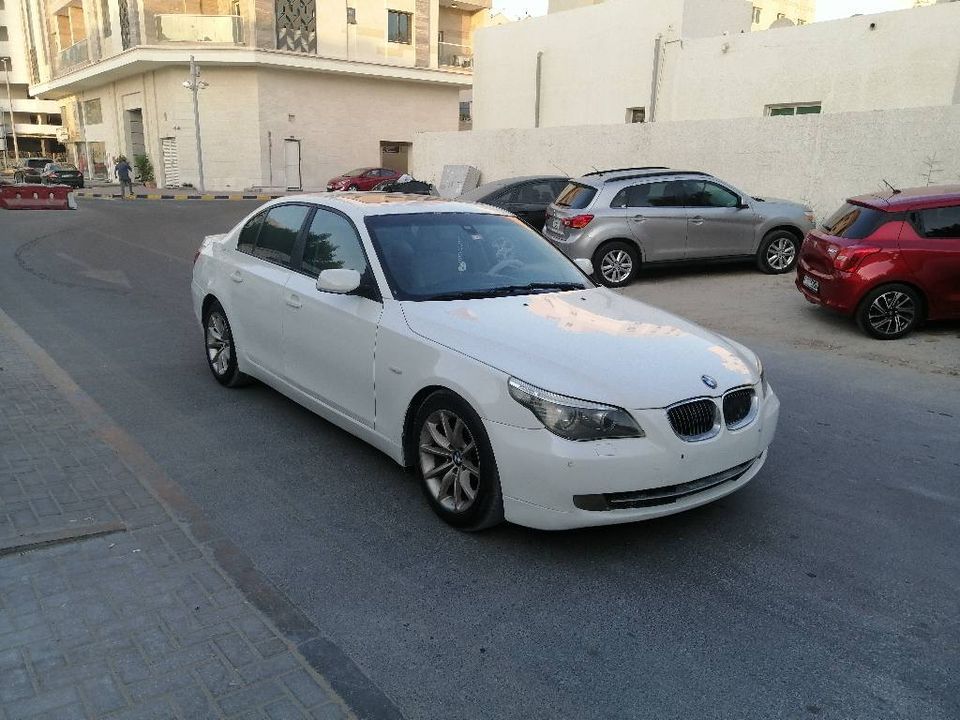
[594,241,639,288]
[757,230,800,274]
[856,284,921,340]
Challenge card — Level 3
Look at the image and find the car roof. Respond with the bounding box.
[850,185,960,212]
[572,168,711,187]
[459,175,567,201]
[269,193,511,217]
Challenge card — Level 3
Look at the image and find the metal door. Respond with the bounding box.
[284,139,301,190]
[683,180,757,258]
[161,137,180,186]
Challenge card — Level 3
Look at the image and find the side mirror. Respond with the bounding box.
[574,258,594,276]
[737,199,751,209]
[316,269,361,294]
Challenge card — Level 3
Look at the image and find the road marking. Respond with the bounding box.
[55,251,133,287]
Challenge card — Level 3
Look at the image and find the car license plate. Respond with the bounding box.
[549,218,562,233]
[802,275,819,293]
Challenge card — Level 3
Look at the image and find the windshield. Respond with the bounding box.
[365,212,593,301]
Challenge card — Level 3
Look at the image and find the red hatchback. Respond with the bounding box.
[796,185,960,339]
[326,167,402,192]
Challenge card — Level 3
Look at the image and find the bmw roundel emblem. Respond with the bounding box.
[701,375,718,389]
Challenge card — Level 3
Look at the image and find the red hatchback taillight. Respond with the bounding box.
[833,245,881,272]
[562,214,594,230]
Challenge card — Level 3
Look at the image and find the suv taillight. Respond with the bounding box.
[834,246,881,271]
[562,214,594,230]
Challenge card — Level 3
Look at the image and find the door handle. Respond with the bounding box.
[230,271,243,283]
[285,295,302,309]
[690,216,705,225]
[632,215,645,222]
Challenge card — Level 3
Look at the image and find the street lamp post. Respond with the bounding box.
[1,57,20,166]
[183,56,208,193]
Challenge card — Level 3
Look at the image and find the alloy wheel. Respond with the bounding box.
[205,312,233,376]
[600,250,633,284]
[766,237,797,271]
[867,290,916,336]
[419,409,481,513]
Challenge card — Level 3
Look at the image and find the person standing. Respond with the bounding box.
[115,156,134,198]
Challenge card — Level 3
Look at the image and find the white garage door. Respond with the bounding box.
[161,137,180,187]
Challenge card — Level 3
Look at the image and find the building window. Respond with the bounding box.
[767,103,822,117]
[0,26,8,41]
[459,101,471,123]
[751,6,761,23]
[626,107,646,124]
[388,10,412,44]
[83,98,103,124]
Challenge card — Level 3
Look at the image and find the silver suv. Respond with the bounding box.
[543,168,816,287]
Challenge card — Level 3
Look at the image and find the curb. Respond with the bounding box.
[75,191,286,201]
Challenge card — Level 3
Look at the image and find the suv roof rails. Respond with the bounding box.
[602,169,712,184]
[583,166,669,177]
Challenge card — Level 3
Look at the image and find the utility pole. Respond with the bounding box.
[185,56,207,193]
[1,57,20,165]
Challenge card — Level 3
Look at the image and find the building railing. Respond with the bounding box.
[58,38,90,71]
[156,14,244,44]
[438,41,473,70]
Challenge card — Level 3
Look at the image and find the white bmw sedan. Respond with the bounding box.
[192,194,779,531]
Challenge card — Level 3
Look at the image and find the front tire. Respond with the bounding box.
[757,230,800,274]
[347,184,359,191]
[414,391,503,531]
[856,284,921,340]
[594,241,640,288]
[203,301,250,387]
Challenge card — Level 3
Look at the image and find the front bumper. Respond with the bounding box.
[486,388,780,530]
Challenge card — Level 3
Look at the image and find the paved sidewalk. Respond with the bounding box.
[0,316,355,719]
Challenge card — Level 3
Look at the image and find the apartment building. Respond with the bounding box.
[0,0,63,163]
[20,0,494,188]
[472,0,960,130]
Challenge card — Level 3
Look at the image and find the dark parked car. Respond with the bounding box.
[14,157,55,184]
[327,167,402,192]
[458,175,568,229]
[40,162,84,188]
[797,185,960,339]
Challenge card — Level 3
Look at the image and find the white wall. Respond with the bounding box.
[412,105,960,218]
[659,3,960,121]
[472,0,687,130]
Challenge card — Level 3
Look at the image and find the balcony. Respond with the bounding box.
[58,38,90,72]
[438,42,473,71]
[156,15,244,44]
[12,122,64,138]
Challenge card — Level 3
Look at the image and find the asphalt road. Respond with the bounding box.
[2,202,958,720]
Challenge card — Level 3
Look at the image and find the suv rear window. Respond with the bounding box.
[554,183,597,210]
[821,203,891,240]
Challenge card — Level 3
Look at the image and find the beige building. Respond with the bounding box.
[0,0,63,164]
[470,0,960,130]
[20,0,495,188]
[750,0,815,29]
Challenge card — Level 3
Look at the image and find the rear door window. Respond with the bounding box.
[254,204,310,267]
[611,180,685,208]
[237,212,265,254]
[554,182,597,209]
[516,181,561,205]
[821,203,890,239]
[915,206,960,239]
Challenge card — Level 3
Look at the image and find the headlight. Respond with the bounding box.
[756,356,770,397]
[508,378,644,441]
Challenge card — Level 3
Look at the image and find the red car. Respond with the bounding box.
[796,185,960,339]
[326,167,402,192]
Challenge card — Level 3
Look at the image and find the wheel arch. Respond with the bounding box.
[201,293,221,322]
[763,224,805,245]
[593,236,645,263]
[401,385,454,468]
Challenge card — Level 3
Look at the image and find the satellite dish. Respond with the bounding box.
[769,17,796,29]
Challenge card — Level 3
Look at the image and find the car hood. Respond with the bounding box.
[400,289,759,409]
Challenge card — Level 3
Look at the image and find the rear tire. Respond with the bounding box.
[757,230,800,274]
[202,300,250,387]
[347,184,359,191]
[414,391,504,531]
[856,284,921,340]
[593,241,640,288]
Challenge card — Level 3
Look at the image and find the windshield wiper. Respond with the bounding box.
[422,283,587,301]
